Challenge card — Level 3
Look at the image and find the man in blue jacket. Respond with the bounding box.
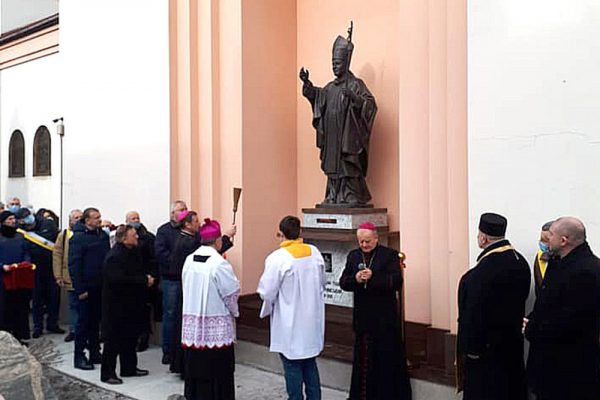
[69,207,110,370]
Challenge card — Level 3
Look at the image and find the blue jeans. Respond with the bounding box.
[279,354,322,400]
[68,290,79,334]
[161,279,182,356]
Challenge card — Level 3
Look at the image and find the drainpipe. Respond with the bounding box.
[53,117,64,228]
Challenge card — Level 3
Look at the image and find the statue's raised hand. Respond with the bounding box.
[299,67,311,84]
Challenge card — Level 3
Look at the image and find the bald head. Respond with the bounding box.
[125,211,140,223]
[548,216,586,258]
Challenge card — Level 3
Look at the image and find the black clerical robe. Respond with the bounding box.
[340,244,412,400]
[457,239,530,400]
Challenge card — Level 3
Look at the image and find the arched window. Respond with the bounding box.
[33,126,51,176]
[8,130,25,177]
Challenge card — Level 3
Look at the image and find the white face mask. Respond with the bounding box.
[102,227,111,236]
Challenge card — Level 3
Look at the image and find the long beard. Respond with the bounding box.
[1,225,17,238]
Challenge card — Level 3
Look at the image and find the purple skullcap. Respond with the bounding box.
[199,218,221,241]
[358,221,377,231]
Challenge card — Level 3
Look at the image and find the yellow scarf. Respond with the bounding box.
[280,239,312,259]
[537,249,548,278]
[17,228,55,251]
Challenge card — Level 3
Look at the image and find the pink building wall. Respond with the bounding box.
[169,0,467,332]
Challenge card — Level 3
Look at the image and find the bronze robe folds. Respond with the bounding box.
[303,72,377,205]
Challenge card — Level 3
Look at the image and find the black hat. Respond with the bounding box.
[0,210,15,224]
[479,213,507,237]
[15,208,30,219]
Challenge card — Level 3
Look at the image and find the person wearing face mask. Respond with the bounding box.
[533,221,554,296]
[16,208,62,338]
[69,207,111,370]
[0,210,33,343]
[340,221,412,400]
[125,211,158,352]
[457,213,531,400]
[101,220,116,247]
[6,197,21,213]
[524,217,600,400]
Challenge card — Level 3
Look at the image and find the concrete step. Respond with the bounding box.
[236,340,460,400]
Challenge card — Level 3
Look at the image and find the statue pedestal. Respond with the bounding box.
[301,207,399,308]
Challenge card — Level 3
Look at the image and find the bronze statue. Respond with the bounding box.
[299,23,377,207]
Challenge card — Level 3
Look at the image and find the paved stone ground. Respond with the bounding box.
[43,366,136,400]
[41,333,348,400]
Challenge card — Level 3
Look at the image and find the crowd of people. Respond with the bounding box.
[457,213,600,400]
[0,194,599,400]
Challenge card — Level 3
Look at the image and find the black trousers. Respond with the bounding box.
[4,289,31,341]
[32,264,60,331]
[75,287,101,359]
[101,335,138,380]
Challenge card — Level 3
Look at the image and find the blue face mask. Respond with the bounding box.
[23,215,35,225]
[128,221,141,229]
[538,241,549,253]
[8,205,19,213]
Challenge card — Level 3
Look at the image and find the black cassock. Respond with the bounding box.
[525,242,600,400]
[340,244,412,400]
[457,239,530,400]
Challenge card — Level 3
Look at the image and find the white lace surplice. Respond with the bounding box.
[182,245,240,349]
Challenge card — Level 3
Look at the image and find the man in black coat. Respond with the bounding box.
[457,213,531,400]
[339,222,412,400]
[125,211,158,352]
[100,225,154,384]
[524,217,600,400]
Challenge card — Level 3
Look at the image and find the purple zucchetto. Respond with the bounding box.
[199,218,221,241]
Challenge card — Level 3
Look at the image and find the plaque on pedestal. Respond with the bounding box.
[302,207,399,308]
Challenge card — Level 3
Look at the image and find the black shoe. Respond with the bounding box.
[101,377,123,385]
[161,354,171,365]
[32,330,42,339]
[47,326,66,334]
[89,352,102,364]
[136,334,149,352]
[121,368,149,377]
[64,332,75,342]
[74,358,94,370]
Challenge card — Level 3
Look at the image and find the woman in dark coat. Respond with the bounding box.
[0,210,32,342]
[100,225,154,384]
